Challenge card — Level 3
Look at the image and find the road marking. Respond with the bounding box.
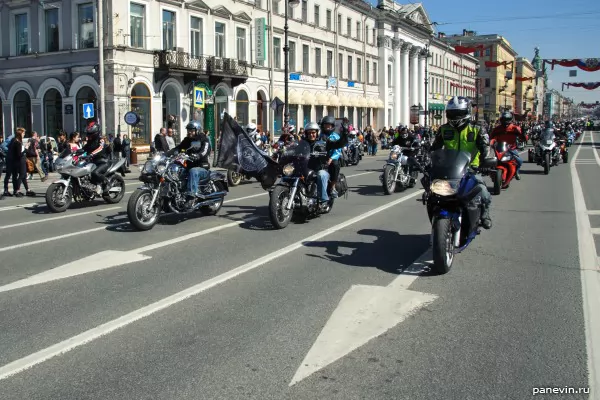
[0,207,122,230]
[0,203,39,212]
[591,228,600,235]
[591,132,600,167]
[587,211,600,216]
[0,189,423,381]
[290,251,437,386]
[570,132,600,400]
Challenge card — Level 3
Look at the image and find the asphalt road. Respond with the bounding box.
[0,138,598,400]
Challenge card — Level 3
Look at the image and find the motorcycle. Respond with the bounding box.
[267,140,347,229]
[45,148,126,213]
[127,152,228,231]
[380,143,420,195]
[567,131,575,147]
[529,129,559,174]
[421,149,497,274]
[489,140,519,195]
[516,137,526,151]
[558,139,569,163]
[345,137,363,166]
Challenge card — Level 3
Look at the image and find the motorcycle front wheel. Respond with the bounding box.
[382,165,397,195]
[432,217,454,275]
[200,181,226,216]
[45,183,73,213]
[127,189,161,231]
[493,169,502,195]
[269,185,293,229]
[563,151,569,163]
[544,153,551,175]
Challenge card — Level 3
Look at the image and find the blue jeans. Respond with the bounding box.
[371,143,378,155]
[508,149,523,172]
[317,169,330,202]
[187,167,209,195]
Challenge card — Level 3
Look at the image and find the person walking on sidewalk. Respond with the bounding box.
[26,132,47,182]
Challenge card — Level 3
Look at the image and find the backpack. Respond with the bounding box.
[335,173,349,198]
[1,134,14,154]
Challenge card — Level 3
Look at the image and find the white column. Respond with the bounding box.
[409,47,420,126]
[418,50,426,126]
[400,43,411,125]
[393,40,402,127]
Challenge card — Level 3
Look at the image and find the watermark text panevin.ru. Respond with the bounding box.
[533,387,590,395]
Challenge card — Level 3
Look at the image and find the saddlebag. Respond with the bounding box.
[335,173,349,198]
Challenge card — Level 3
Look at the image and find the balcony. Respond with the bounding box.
[153,50,249,87]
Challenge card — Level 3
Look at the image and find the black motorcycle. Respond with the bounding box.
[127,153,228,231]
[421,149,497,274]
[267,140,347,229]
[345,137,362,166]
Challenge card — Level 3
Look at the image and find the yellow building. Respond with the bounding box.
[515,57,537,120]
[440,31,518,123]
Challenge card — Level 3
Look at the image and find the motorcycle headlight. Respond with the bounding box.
[431,179,459,196]
[157,164,167,174]
[389,152,398,160]
[283,163,295,176]
[143,160,155,174]
[501,155,511,162]
[545,140,553,145]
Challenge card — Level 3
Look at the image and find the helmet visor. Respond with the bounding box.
[446,109,469,121]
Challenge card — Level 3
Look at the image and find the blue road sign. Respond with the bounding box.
[83,103,94,119]
[194,87,205,109]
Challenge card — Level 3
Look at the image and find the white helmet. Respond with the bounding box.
[245,122,258,136]
[446,96,472,128]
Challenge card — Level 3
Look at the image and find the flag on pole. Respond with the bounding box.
[270,96,284,112]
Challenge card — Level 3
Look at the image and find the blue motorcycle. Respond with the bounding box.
[420,149,496,274]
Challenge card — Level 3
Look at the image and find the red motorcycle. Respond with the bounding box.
[489,140,519,195]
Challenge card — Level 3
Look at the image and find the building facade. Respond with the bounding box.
[0,0,477,152]
[427,37,478,126]
[515,57,536,120]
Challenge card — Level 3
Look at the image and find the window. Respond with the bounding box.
[357,58,362,82]
[78,3,95,49]
[474,50,479,57]
[387,64,391,87]
[314,5,319,26]
[301,0,307,23]
[273,1,279,14]
[485,48,491,56]
[45,8,59,52]
[215,22,225,57]
[190,16,202,57]
[485,78,490,88]
[338,53,343,78]
[287,2,294,18]
[302,44,309,73]
[373,62,377,84]
[162,10,176,50]
[130,3,145,48]
[366,60,370,83]
[372,28,376,44]
[347,55,352,80]
[356,22,361,41]
[274,37,281,68]
[15,13,28,55]
[236,27,246,61]
[326,10,332,30]
[327,50,333,76]
[255,0,262,8]
[315,48,321,75]
[346,18,351,37]
[289,41,296,70]
[337,14,342,34]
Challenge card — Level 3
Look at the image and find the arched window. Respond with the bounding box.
[130,83,152,144]
[76,86,97,134]
[14,90,32,134]
[44,89,63,138]
[235,90,249,125]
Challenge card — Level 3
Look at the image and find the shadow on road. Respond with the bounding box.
[26,200,112,214]
[351,185,386,197]
[303,229,431,275]
[518,169,545,175]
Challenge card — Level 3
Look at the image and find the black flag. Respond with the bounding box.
[216,113,279,190]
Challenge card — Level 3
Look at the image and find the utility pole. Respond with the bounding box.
[97,0,106,136]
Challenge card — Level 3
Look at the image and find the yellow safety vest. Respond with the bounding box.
[438,123,481,167]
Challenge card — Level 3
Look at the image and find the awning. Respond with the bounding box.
[367,98,376,108]
[350,96,361,107]
[302,91,315,105]
[289,90,302,104]
[375,99,385,108]
[428,103,445,111]
[315,92,329,106]
[328,94,340,106]
[339,94,351,107]
[359,97,368,107]
[273,88,284,99]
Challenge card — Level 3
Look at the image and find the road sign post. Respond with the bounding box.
[194,87,205,109]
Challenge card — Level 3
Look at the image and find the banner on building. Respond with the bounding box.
[255,18,266,62]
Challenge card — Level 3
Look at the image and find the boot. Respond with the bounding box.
[480,207,492,230]
[514,171,521,180]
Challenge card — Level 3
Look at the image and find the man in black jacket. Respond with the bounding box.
[153,128,169,153]
[168,121,210,197]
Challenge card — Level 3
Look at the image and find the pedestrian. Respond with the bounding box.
[122,134,131,170]
[166,128,176,150]
[9,127,35,197]
[26,132,47,182]
[113,133,123,159]
[153,127,169,154]
[0,136,5,200]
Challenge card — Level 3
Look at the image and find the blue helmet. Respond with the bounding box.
[186,120,202,132]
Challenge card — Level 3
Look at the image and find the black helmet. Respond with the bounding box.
[186,120,202,132]
[320,116,336,135]
[500,111,513,126]
[85,121,100,139]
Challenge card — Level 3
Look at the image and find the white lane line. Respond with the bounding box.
[0,189,423,381]
[571,131,600,400]
[0,203,39,212]
[591,132,600,167]
[0,207,122,231]
[591,228,600,235]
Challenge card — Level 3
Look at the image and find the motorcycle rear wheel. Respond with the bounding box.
[432,218,454,275]
[102,175,126,204]
[200,181,225,216]
[227,168,243,186]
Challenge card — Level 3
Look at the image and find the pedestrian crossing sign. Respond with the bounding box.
[194,87,205,109]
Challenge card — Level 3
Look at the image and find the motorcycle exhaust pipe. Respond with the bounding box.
[196,191,227,200]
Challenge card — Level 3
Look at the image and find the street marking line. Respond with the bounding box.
[0,203,39,212]
[591,228,600,235]
[587,211,600,215]
[570,131,600,400]
[0,189,423,381]
[0,207,122,231]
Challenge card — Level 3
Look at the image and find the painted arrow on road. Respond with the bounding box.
[289,251,438,386]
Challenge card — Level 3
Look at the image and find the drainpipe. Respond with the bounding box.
[362,13,368,125]
[98,0,106,136]
[268,0,275,140]
[334,0,345,116]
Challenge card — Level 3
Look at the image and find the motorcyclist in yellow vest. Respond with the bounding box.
[431,96,492,229]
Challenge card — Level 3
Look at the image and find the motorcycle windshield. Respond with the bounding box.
[279,140,311,176]
[429,149,471,180]
[495,141,510,153]
[540,130,555,145]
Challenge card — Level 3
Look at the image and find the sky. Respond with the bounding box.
[374,0,600,104]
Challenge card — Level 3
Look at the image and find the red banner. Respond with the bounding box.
[546,58,600,72]
[454,45,484,54]
[485,60,513,68]
[516,76,534,82]
[563,82,600,90]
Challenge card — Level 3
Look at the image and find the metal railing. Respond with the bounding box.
[153,50,248,76]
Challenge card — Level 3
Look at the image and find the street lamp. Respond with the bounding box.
[474,65,480,122]
[283,0,301,133]
[423,44,432,129]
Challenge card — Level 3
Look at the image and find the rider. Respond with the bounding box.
[245,122,263,148]
[168,120,210,198]
[392,126,418,148]
[304,122,331,206]
[82,121,110,195]
[490,111,526,181]
[320,116,346,199]
[431,96,493,229]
